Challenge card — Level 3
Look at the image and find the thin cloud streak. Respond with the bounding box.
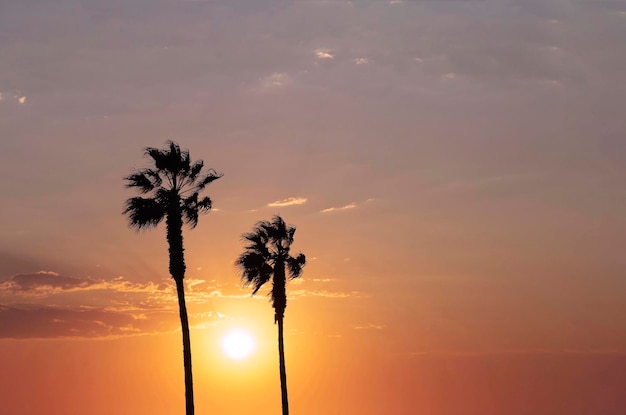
[290,289,363,298]
[320,202,356,213]
[267,197,308,207]
[353,324,385,330]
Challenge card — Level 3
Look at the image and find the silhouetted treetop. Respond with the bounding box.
[124,141,222,229]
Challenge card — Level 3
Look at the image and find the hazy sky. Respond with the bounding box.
[1,0,626,414]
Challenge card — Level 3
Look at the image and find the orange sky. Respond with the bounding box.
[1,0,626,414]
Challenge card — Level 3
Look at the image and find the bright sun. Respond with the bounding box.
[220,329,256,360]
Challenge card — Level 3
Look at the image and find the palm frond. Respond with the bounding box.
[196,196,213,213]
[189,160,204,182]
[145,141,188,177]
[180,193,213,228]
[263,216,286,240]
[123,197,166,229]
[181,193,199,228]
[125,171,156,193]
[286,253,306,279]
[144,168,163,188]
[242,228,270,257]
[236,252,273,295]
[167,141,184,173]
[155,187,174,204]
[263,216,297,252]
[145,146,169,171]
[195,169,223,190]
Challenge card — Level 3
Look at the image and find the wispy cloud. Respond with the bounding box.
[290,289,362,298]
[320,202,356,213]
[0,304,232,339]
[267,197,307,207]
[0,272,164,297]
[0,305,177,339]
[314,49,334,59]
[354,57,369,65]
[0,92,27,105]
[259,72,292,89]
[353,324,385,330]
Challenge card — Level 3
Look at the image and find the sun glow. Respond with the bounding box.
[220,329,256,360]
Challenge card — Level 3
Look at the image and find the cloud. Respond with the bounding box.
[0,303,233,339]
[0,305,177,339]
[353,324,385,330]
[290,289,362,298]
[0,92,27,105]
[1,271,90,293]
[320,198,376,213]
[320,202,356,213]
[0,272,164,297]
[314,49,335,59]
[267,197,308,207]
[259,72,292,89]
[354,57,369,65]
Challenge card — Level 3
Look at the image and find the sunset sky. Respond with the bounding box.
[1,0,626,414]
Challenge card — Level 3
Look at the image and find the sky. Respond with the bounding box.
[1,0,626,413]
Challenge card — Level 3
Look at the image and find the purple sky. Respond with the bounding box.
[0,1,626,413]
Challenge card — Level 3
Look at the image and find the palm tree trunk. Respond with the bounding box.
[166,203,194,415]
[277,316,289,415]
[175,277,195,415]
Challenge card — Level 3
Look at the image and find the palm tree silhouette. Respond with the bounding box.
[124,141,222,415]
[236,216,306,415]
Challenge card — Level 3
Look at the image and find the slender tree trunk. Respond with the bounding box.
[175,277,195,415]
[166,202,194,415]
[272,259,289,415]
[277,316,289,415]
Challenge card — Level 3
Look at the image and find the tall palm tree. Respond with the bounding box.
[235,216,306,415]
[124,141,222,415]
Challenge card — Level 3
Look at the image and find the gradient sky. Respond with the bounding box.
[1,0,626,414]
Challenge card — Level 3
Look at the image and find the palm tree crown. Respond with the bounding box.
[236,215,306,321]
[124,140,222,232]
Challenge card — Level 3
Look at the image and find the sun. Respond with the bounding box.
[220,329,256,360]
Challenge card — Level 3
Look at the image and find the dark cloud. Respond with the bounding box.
[0,305,177,339]
[0,304,231,339]
[0,271,164,297]
[4,272,93,292]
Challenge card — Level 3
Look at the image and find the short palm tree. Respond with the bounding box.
[124,141,222,415]
[235,216,306,415]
